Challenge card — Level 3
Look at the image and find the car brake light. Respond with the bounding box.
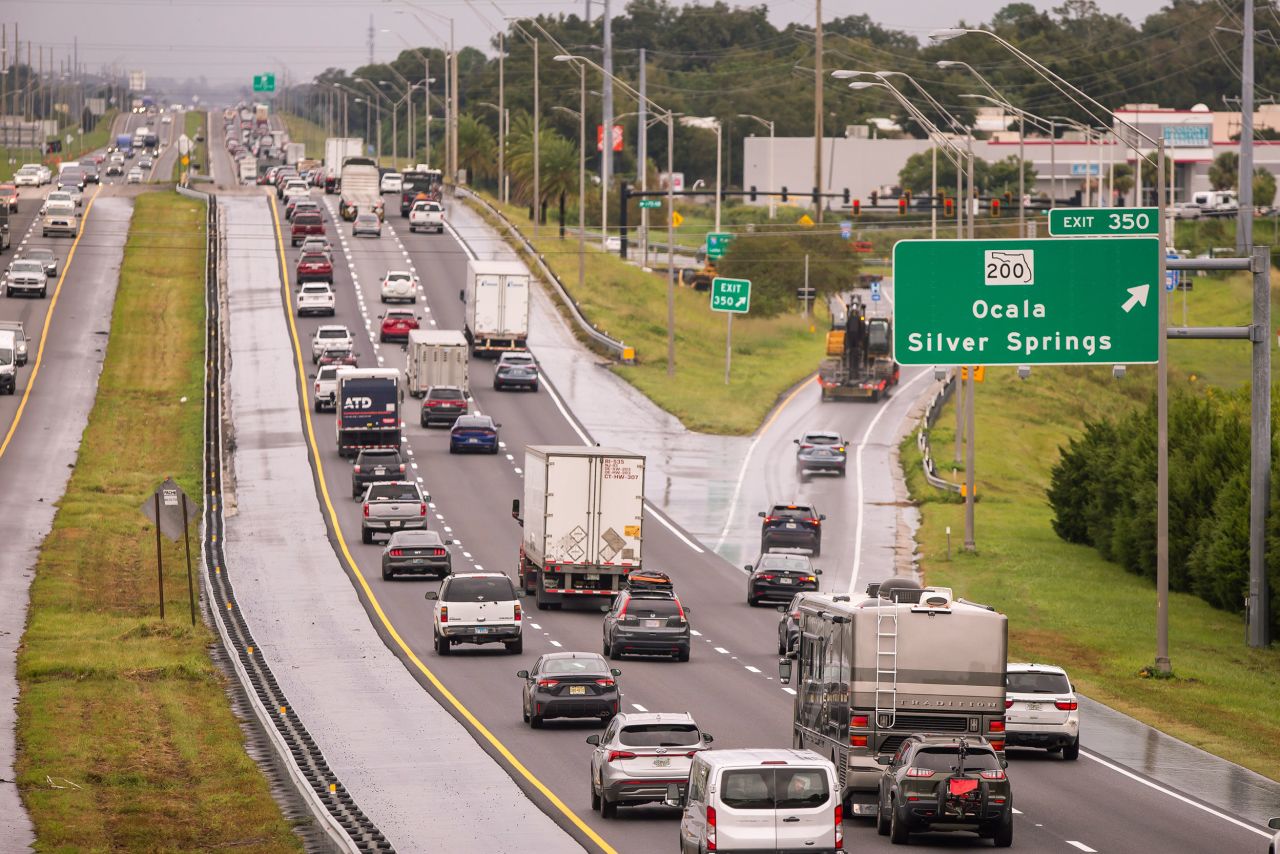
[990,719,1005,733]
[514,602,522,622]
[905,767,935,778]
[807,518,821,525]
[759,573,775,581]
[851,715,869,728]
[398,464,406,472]
[850,735,867,747]
[675,599,686,620]
[439,606,448,623]
[706,805,716,850]
[314,384,320,393]
[1005,699,1013,709]
[595,678,616,688]
[762,516,776,523]
[990,740,1005,752]
[1055,700,1078,711]
[536,678,559,687]
[363,504,369,517]
[800,443,813,449]
[431,548,445,556]
[616,598,629,618]
[979,769,1006,781]
[389,549,403,557]
[353,465,362,473]
[420,503,428,516]
[834,803,843,850]
[605,750,635,763]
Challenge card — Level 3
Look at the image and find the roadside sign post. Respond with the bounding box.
[711,277,751,384]
[638,198,662,209]
[140,477,200,624]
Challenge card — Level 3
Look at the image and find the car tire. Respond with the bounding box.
[435,632,450,655]
[314,400,322,413]
[361,528,373,545]
[747,591,758,607]
[421,417,429,428]
[40,287,46,298]
[608,645,622,661]
[591,778,601,812]
[992,810,1013,847]
[676,647,690,662]
[600,795,617,819]
[506,636,523,655]
[876,800,891,836]
[449,444,457,454]
[4,288,9,298]
[812,542,822,557]
[1063,736,1080,761]
[889,799,910,845]
[529,713,543,729]
[602,637,612,656]
[381,567,393,581]
[778,634,786,656]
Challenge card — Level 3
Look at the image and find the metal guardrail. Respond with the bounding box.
[191,186,391,853]
[460,189,633,363]
[916,372,963,494]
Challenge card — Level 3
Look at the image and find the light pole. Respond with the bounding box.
[738,113,775,220]
[960,94,1058,219]
[681,116,722,233]
[354,78,389,164]
[479,101,508,203]
[552,95,586,294]
[938,60,1026,231]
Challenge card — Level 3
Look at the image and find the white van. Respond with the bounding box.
[0,330,18,394]
[670,749,842,853]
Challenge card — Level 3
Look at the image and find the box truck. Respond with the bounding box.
[339,157,383,220]
[239,157,258,183]
[335,367,402,458]
[512,446,645,610]
[323,137,364,193]
[463,259,530,357]
[404,329,469,397]
[284,142,305,165]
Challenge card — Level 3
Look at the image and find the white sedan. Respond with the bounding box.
[126,167,144,184]
[380,270,418,304]
[353,212,382,238]
[13,168,41,187]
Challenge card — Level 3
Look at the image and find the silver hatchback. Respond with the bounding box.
[587,712,712,818]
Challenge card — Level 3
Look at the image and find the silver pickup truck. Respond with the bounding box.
[5,259,47,298]
[360,480,429,544]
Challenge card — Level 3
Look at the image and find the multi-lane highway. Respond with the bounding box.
[231,162,1269,853]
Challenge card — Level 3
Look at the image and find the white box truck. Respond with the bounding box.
[404,329,469,397]
[239,157,258,183]
[285,142,305,165]
[323,137,364,194]
[512,446,645,610]
[339,156,384,220]
[463,259,530,357]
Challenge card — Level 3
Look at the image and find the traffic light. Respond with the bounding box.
[781,186,788,202]
[749,186,757,202]
[842,187,850,205]
[944,197,954,218]
[1003,191,1012,205]
[852,199,861,217]
[897,197,907,216]
[870,190,878,207]
[904,189,912,206]
[991,198,1002,217]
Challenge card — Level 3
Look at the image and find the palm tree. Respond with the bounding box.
[457,114,497,185]
[505,112,579,213]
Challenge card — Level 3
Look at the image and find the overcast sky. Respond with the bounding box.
[5,0,1171,86]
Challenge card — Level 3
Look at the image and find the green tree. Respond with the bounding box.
[457,114,497,185]
[716,229,859,318]
[897,148,988,196]
[986,155,1037,197]
[1209,151,1238,191]
[1254,167,1277,207]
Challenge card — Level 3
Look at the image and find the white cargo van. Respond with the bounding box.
[0,330,17,394]
[669,749,842,854]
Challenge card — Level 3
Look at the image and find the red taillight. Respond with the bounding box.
[807,518,821,525]
[850,735,868,747]
[834,803,843,850]
[314,383,320,393]
[353,465,362,473]
[398,464,406,472]
[1055,700,1078,711]
[905,767,935,778]
[1005,699,1013,709]
[990,740,1005,752]
[706,805,717,850]
[389,549,403,557]
[800,443,813,449]
[420,503,427,516]
[675,599,686,620]
[605,750,635,763]
[362,504,369,517]
[851,715,869,728]
[537,678,559,688]
[514,603,522,622]
[762,516,777,523]
[759,574,775,581]
[425,400,441,407]
[990,719,1005,733]
[595,678,616,688]
[439,605,448,623]
[979,769,1006,781]
[431,548,445,556]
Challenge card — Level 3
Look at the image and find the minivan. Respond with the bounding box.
[668,748,842,853]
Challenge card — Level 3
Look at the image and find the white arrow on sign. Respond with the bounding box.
[1121,284,1150,313]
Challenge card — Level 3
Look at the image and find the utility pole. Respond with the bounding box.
[1239,0,1255,254]
[498,35,505,202]
[533,38,541,236]
[638,47,648,264]
[813,0,824,223]
[368,14,375,66]
[602,0,614,248]
[450,18,458,185]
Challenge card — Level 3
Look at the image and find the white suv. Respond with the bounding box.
[311,324,353,363]
[296,283,336,317]
[380,270,418,304]
[1005,662,1080,760]
[425,572,523,655]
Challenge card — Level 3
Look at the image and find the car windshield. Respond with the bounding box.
[430,388,465,400]
[318,328,348,339]
[541,657,606,676]
[1007,672,1071,694]
[803,434,841,445]
[317,366,338,380]
[757,555,809,572]
[443,576,515,602]
[0,188,14,196]
[300,254,328,265]
[301,285,330,293]
[357,450,400,464]
[386,272,411,282]
[772,507,815,520]
[11,261,42,274]
[622,599,680,618]
[618,724,701,747]
[357,215,377,224]
[294,214,322,225]
[502,354,534,366]
[366,483,419,501]
[911,748,1001,773]
[26,249,53,261]
[0,348,12,367]
[390,530,438,546]
[454,417,492,430]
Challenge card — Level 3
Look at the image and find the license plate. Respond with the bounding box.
[786,523,797,529]
[643,619,662,628]
[389,520,401,527]
[1026,703,1041,711]
[474,626,489,634]
[373,467,386,475]
[653,757,671,767]
[585,573,600,581]
[407,559,425,565]
[778,577,794,585]
[569,685,586,695]
[468,438,479,443]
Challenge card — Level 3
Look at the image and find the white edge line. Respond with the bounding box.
[848,368,933,595]
[1080,749,1271,839]
[713,427,768,551]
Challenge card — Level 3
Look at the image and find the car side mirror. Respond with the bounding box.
[702,733,713,743]
[682,607,691,615]
[516,670,529,679]
[815,568,823,575]
[792,438,799,444]
[778,658,793,685]
[875,755,892,766]
[663,783,686,809]
[744,564,753,572]
[776,605,787,613]
[610,668,621,677]
[1000,757,1009,769]
[600,605,611,613]
[445,539,455,545]
[585,734,601,746]
[819,514,827,521]
[308,373,315,379]
[423,591,438,600]
[758,511,767,518]
[1269,818,1280,830]
[511,499,521,521]
[458,288,465,302]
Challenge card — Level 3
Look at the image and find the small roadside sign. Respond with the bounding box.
[638,198,662,209]
[707,231,734,260]
[871,281,882,302]
[1165,252,1180,291]
[711,277,751,313]
[840,220,853,240]
[671,210,684,228]
[797,214,815,227]
[1049,207,1159,237]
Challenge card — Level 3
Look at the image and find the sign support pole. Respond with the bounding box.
[1156,140,1170,675]
[182,493,196,627]
[153,492,165,620]
[964,367,976,551]
[954,368,964,465]
[724,313,732,385]
[1248,243,1272,647]
[803,254,810,318]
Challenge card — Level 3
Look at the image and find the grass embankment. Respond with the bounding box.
[475,192,828,434]
[16,192,302,850]
[172,110,207,183]
[280,112,327,165]
[1,111,120,183]
[903,270,1280,781]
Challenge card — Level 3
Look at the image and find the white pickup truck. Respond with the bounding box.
[312,364,339,412]
[360,480,429,543]
[425,572,523,655]
[408,199,445,234]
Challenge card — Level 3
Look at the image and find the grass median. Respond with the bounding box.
[16,192,303,850]
[471,193,827,434]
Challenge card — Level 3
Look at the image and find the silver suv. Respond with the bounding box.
[1005,662,1080,760]
[586,712,712,818]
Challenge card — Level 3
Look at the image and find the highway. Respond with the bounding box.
[244,171,1269,852]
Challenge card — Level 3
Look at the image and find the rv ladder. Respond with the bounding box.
[874,601,898,729]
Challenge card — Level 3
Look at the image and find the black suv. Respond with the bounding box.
[602,590,691,662]
[758,504,825,555]
[877,735,1013,847]
[421,385,468,427]
[351,448,407,499]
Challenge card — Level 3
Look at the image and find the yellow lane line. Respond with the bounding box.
[265,198,619,854]
[0,184,104,460]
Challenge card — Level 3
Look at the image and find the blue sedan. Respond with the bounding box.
[449,415,501,454]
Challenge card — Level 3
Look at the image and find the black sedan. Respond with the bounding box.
[518,652,620,728]
[381,529,451,580]
[746,551,820,606]
[602,591,691,661]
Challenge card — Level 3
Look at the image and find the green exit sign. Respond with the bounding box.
[893,238,1159,366]
[706,231,734,260]
[1048,207,1159,236]
[638,198,662,209]
[710,277,751,313]
[253,73,276,93]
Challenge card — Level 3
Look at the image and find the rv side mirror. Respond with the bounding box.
[585,734,601,746]
[663,783,686,809]
[423,591,438,600]
[778,658,793,685]
[875,755,892,766]
[511,499,521,520]
[516,670,529,679]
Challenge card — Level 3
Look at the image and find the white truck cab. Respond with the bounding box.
[0,330,18,394]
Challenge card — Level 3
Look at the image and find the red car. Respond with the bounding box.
[317,347,359,368]
[379,309,420,343]
[295,252,333,285]
[291,211,326,247]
